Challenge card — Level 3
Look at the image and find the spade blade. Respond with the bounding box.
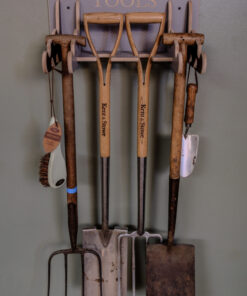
[146,244,195,296]
[82,228,128,296]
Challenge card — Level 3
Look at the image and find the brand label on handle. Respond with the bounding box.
[101,103,108,137]
[180,135,199,178]
[43,122,62,153]
[140,104,146,141]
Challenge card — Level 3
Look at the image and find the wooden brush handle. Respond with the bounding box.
[184,83,198,126]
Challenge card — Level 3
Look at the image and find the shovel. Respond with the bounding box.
[81,13,128,296]
[117,13,165,296]
[146,34,204,296]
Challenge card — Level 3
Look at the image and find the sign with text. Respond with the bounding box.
[48,0,199,53]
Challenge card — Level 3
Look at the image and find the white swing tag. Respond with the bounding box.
[180,135,199,178]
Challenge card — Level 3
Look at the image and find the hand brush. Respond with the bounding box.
[39,70,66,189]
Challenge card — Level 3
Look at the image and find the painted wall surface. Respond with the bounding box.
[0,0,247,295]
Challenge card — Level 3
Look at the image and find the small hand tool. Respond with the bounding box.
[82,13,128,296]
[45,35,103,296]
[39,68,66,189]
[117,12,166,296]
[181,66,199,178]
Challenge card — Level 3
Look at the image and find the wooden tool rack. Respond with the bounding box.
[42,0,207,75]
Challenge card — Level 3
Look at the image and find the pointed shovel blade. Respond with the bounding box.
[82,228,128,296]
[146,244,195,296]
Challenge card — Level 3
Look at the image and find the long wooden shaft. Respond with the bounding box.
[99,71,111,232]
[83,13,124,234]
[61,44,78,250]
[168,43,187,246]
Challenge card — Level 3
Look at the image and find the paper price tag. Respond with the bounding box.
[43,122,62,153]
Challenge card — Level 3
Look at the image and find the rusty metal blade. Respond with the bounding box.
[82,228,128,296]
[146,244,195,296]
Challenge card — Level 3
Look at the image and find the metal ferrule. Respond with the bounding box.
[101,157,110,232]
[168,178,180,246]
[137,157,147,235]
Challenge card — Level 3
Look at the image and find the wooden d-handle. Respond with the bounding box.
[126,12,165,57]
[84,13,124,59]
[184,83,198,126]
[83,13,124,158]
[125,13,165,158]
[84,12,123,24]
[125,12,165,24]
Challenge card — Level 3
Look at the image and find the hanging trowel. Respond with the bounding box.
[181,82,199,178]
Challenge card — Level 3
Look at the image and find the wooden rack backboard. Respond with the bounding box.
[48,0,200,53]
[43,0,206,75]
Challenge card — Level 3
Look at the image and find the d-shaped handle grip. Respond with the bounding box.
[83,13,124,158]
[125,12,165,57]
[125,12,165,24]
[84,12,123,24]
[83,13,124,58]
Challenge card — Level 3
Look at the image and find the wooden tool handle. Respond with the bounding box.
[125,12,165,158]
[100,85,110,158]
[168,43,187,245]
[61,42,78,250]
[137,84,149,158]
[44,35,86,250]
[84,13,124,58]
[184,83,198,126]
[84,12,123,24]
[126,12,165,57]
[126,12,165,24]
[84,13,124,158]
[46,34,86,47]
[163,33,205,46]
[170,44,187,179]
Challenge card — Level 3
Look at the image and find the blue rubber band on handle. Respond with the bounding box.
[67,187,77,194]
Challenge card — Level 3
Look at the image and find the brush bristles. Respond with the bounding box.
[39,153,51,187]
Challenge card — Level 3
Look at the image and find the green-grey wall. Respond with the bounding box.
[0,0,247,295]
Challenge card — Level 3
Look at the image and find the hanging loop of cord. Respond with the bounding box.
[48,69,58,125]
